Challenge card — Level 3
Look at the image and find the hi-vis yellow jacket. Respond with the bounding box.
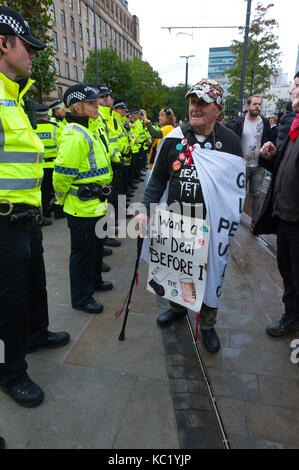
[53,118,113,218]
[98,106,121,163]
[0,73,44,207]
[35,120,59,169]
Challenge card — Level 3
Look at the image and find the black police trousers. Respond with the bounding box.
[67,215,103,307]
[0,217,49,385]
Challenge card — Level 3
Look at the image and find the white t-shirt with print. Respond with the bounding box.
[241,116,263,167]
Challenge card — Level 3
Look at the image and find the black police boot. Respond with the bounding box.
[0,437,5,449]
[101,262,110,273]
[0,374,44,408]
[266,314,299,337]
[104,237,121,247]
[94,281,114,291]
[200,328,220,353]
[73,298,103,314]
[156,308,187,327]
[26,331,70,353]
[103,247,113,257]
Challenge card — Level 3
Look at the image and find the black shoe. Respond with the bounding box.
[156,308,187,327]
[266,314,299,337]
[103,247,113,257]
[200,328,220,353]
[40,217,52,227]
[73,298,103,314]
[0,375,44,408]
[101,262,110,273]
[26,331,70,353]
[95,281,113,291]
[0,437,5,449]
[104,238,121,247]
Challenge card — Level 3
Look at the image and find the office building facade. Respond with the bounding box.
[208,46,236,96]
[50,0,142,99]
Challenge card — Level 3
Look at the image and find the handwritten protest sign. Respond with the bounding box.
[147,209,210,312]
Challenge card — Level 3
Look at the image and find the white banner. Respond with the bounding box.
[147,209,210,312]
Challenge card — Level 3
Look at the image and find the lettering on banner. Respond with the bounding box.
[147,209,210,312]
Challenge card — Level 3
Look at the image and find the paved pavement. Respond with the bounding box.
[1,183,299,449]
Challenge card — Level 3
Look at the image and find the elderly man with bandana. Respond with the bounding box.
[135,79,244,353]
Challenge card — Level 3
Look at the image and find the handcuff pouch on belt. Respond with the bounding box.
[0,199,42,224]
[75,183,111,202]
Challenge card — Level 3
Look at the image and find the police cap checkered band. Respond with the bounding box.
[0,6,46,51]
[95,84,113,97]
[64,84,101,107]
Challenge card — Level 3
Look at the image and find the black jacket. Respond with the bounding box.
[253,133,299,235]
[275,111,296,151]
[232,114,274,145]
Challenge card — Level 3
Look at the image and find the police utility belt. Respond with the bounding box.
[71,183,111,202]
[0,199,42,224]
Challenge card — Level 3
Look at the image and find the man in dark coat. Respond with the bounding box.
[253,73,299,336]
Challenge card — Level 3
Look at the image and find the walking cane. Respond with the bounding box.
[118,236,144,341]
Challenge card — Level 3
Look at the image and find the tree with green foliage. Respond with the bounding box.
[84,48,168,118]
[164,84,186,123]
[84,47,133,102]
[126,57,168,118]
[224,2,281,101]
[4,0,57,102]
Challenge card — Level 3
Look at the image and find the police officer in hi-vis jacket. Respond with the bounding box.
[0,6,70,409]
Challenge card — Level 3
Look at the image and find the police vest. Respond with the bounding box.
[35,120,59,169]
[0,73,44,207]
[53,119,113,218]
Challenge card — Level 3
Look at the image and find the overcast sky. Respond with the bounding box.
[127,0,299,88]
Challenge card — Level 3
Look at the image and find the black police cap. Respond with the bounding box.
[35,104,49,115]
[0,6,46,51]
[64,84,101,108]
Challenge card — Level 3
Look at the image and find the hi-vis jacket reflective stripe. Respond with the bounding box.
[35,120,59,169]
[98,106,121,163]
[112,111,131,164]
[53,118,113,218]
[0,73,44,206]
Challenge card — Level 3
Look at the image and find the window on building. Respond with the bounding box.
[97,16,101,32]
[86,28,90,44]
[70,16,75,34]
[58,86,63,99]
[113,29,116,44]
[53,31,58,51]
[81,69,85,81]
[61,9,66,29]
[79,22,83,40]
[73,65,78,81]
[50,4,56,23]
[65,62,70,78]
[77,0,81,15]
[80,46,84,62]
[119,34,121,47]
[99,37,102,49]
[55,58,60,75]
[103,21,107,36]
[63,36,68,55]
[69,0,73,8]
[72,42,76,58]
[109,25,112,40]
[85,4,89,22]
[104,41,107,49]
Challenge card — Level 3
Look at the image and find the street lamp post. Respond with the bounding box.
[93,0,99,84]
[238,0,252,115]
[180,55,195,123]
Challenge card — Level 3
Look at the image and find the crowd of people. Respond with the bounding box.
[0,5,299,450]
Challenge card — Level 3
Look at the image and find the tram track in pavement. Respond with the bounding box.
[161,182,277,449]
